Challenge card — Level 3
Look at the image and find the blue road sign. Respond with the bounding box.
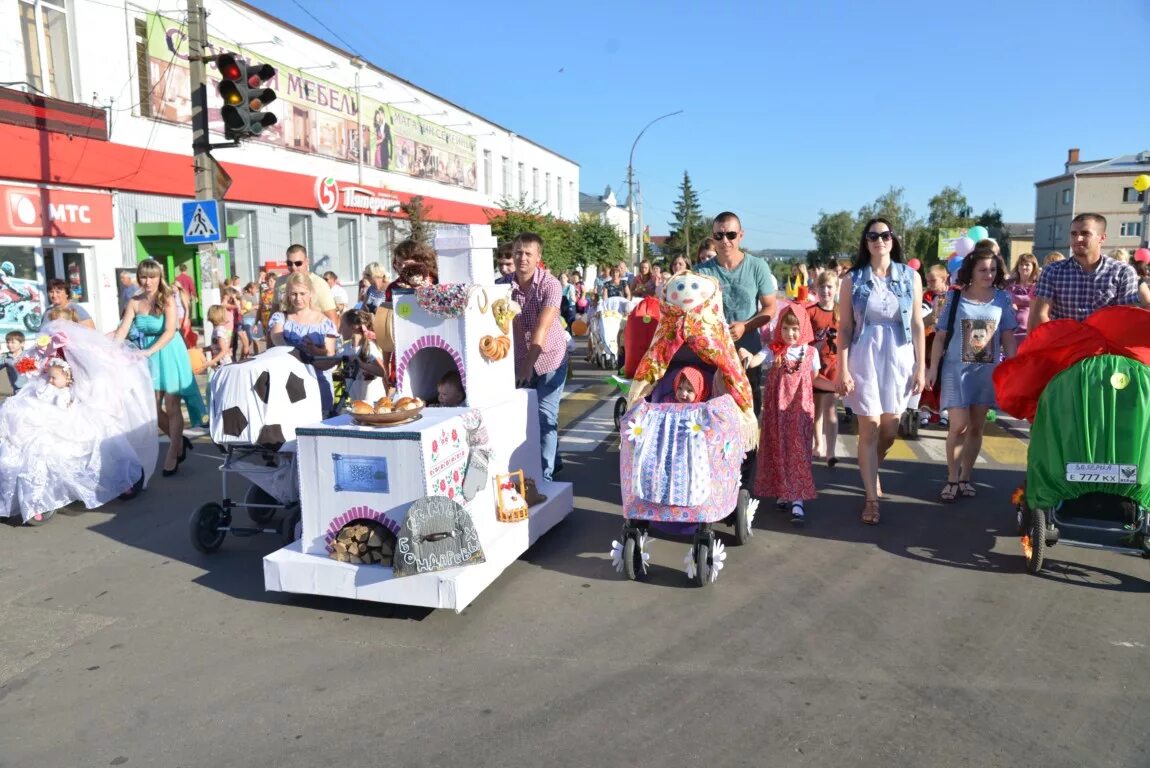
[182,200,222,245]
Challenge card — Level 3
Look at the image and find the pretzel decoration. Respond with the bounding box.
[479,334,511,361]
[491,298,521,335]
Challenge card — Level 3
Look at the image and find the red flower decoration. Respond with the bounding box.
[452,429,458,442]
[448,488,454,499]
[453,470,459,481]
[431,440,438,453]
[439,479,446,490]
[14,356,37,374]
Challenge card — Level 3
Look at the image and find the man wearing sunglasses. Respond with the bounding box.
[694,212,778,409]
[263,244,339,325]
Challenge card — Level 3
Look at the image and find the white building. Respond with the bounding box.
[579,185,638,262]
[0,0,579,332]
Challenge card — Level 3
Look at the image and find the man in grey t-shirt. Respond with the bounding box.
[693,210,778,406]
[693,211,778,488]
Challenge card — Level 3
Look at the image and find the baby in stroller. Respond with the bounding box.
[611,272,759,587]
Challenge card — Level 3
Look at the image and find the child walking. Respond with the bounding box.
[3,330,27,394]
[203,304,233,370]
[807,271,840,467]
[754,305,819,523]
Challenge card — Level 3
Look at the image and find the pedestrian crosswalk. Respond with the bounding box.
[556,381,1030,467]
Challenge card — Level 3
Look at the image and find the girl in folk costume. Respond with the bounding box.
[754,304,819,523]
[0,321,158,525]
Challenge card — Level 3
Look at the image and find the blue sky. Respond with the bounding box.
[250,0,1150,249]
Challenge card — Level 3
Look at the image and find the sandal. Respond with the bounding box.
[958,481,977,498]
[861,499,880,525]
[939,481,959,503]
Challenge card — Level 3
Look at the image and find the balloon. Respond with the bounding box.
[966,226,989,243]
[1135,248,1150,264]
[907,258,921,270]
[1134,174,1150,193]
[948,255,963,273]
[954,236,976,258]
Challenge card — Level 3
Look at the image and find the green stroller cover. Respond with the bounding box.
[1027,354,1150,510]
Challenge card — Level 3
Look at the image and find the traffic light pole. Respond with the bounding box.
[186,0,220,318]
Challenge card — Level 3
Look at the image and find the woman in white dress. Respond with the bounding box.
[835,218,926,525]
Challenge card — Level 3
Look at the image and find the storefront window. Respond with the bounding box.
[336,217,358,282]
[288,213,312,258]
[227,208,256,282]
[0,246,39,281]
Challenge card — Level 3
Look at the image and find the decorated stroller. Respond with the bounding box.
[611,272,760,587]
[189,347,323,553]
[995,307,1150,574]
[589,295,631,370]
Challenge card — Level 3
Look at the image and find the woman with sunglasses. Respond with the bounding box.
[835,218,926,525]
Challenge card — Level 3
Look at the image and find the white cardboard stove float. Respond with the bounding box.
[263,386,573,612]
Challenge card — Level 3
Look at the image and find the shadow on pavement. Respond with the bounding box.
[83,450,433,621]
[753,457,1150,594]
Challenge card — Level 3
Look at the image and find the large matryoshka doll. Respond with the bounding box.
[628,271,758,449]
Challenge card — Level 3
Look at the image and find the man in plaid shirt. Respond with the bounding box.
[1030,213,1150,330]
[511,232,568,481]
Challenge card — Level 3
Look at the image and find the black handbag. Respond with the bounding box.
[931,288,962,389]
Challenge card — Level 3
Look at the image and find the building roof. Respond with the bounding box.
[1036,150,1150,186]
[1004,222,1035,238]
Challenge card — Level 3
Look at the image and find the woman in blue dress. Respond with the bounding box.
[114,259,204,476]
[269,272,339,414]
[925,243,1018,503]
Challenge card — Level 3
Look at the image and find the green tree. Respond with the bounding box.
[810,209,857,265]
[485,196,577,274]
[926,185,975,229]
[663,171,710,261]
[857,186,917,238]
[572,214,626,272]
[400,196,434,245]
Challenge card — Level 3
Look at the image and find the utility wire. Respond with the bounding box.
[287,0,365,60]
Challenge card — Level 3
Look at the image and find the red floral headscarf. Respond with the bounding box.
[769,303,815,357]
[673,366,710,402]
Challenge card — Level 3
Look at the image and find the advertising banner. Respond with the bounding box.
[938,227,969,261]
[145,13,478,191]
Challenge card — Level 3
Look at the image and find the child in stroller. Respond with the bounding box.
[611,271,759,587]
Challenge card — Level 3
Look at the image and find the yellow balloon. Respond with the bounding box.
[1134,174,1150,193]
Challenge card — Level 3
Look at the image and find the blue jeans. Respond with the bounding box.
[529,360,567,481]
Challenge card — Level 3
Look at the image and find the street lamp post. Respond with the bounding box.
[627,110,682,266]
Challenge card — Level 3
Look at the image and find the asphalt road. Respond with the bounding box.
[1,357,1149,767]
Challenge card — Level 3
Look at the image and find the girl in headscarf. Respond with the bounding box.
[753,304,819,523]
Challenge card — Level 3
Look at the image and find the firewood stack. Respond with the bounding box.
[329,521,395,566]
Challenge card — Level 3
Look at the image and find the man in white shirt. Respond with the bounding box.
[324,271,350,315]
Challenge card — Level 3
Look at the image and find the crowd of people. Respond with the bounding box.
[1,209,1148,529]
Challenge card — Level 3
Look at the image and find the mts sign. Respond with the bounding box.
[0,185,114,238]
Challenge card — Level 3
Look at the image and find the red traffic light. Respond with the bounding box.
[216,53,242,82]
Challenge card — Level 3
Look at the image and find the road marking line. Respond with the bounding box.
[980,434,1028,466]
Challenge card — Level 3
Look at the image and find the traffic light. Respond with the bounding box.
[215,53,277,140]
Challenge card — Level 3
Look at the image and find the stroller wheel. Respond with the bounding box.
[693,540,710,588]
[1022,507,1047,575]
[613,397,627,432]
[245,485,278,525]
[190,502,228,554]
[24,508,56,527]
[622,535,640,581]
[280,505,302,546]
[733,489,752,546]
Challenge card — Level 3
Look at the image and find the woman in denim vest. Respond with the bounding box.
[835,218,926,525]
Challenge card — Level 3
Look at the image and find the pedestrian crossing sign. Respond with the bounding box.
[182,199,223,245]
